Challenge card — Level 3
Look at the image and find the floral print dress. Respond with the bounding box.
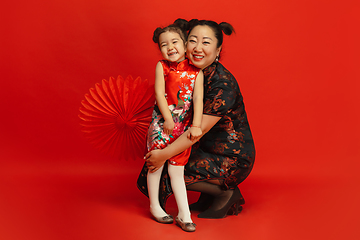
[137,61,255,208]
[147,59,200,166]
[184,61,255,189]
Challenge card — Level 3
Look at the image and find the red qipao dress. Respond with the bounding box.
[147,59,201,166]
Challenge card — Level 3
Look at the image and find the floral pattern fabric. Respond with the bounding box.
[137,61,255,208]
[184,61,255,189]
[147,59,200,165]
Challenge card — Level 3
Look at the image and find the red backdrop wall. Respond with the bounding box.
[1,0,359,239]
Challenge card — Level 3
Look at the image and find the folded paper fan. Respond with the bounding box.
[79,75,155,160]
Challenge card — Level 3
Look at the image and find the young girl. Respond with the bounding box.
[146,19,203,232]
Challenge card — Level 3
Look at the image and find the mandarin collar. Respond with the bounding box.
[168,59,190,71]
[203,61,217,77]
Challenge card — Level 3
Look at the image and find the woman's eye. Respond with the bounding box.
[203,41,210,45]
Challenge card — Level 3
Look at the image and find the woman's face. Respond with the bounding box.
[186,25,221,70]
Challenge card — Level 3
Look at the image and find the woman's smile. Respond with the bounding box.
[191,54,204,61]
[186,25,221,69]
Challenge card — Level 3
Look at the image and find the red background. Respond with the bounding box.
[1,0,359,239]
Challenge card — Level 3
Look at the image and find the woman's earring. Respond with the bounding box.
[215,55,219,62]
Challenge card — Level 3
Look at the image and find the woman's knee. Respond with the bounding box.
[206,179,223,185]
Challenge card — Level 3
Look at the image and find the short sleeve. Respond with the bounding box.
[159,60,170,77]
[203,77,237,117]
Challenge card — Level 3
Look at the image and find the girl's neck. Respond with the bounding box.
[174,57,186,63]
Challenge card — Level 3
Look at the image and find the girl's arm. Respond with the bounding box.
[188,70,204,141]
[145,114,221,172]
[155,62,174,135]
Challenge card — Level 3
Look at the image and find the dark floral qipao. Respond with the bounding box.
[184,61,255,189]
[137,61,255,208]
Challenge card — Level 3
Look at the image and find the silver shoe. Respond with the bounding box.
[175,217,196,232]
[151,213,174,224]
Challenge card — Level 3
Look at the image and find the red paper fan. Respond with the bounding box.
[79,75,155,160]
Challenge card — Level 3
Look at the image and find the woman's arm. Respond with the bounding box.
[154,62,174,135]
[188,70,204,141]
[146,114,221,172]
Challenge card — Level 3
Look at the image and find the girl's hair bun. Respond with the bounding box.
[152,19,189,47]
[152,27,163,43]
[173,18,189,32]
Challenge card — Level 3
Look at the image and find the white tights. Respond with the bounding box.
[147,164,192,222]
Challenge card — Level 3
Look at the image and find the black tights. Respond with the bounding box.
[187,181,234,211]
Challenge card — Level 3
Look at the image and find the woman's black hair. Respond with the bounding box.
[187,19,235,48]
[152,19,189,48]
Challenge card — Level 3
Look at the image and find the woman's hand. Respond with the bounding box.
[163,119,175,135]
[146,115,222,173]
[145,149,168,173]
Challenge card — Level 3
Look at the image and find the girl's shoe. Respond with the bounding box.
[175,217,196,232]
[198,187,243,219]
[151,213,174,224]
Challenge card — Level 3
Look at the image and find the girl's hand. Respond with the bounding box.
[145,149,168,173]
[163,119,175,135]
[188,126,202,142]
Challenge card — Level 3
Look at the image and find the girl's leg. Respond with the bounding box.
[168,164,192,222]
[147,165,168,217]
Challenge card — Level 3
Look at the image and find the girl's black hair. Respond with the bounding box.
[152,19,189,48]
[187,19,235,48]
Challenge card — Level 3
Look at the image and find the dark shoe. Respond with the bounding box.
[151,213,174,224]
[175,217,196,232]
[198,187,243,219]
[227,205,243,215]
[227,191,245,215]
[189,193,213,212]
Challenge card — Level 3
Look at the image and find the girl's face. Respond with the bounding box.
[159,31,186,63]
[186,25,221,70]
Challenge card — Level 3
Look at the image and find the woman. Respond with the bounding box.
[137,19,255,219]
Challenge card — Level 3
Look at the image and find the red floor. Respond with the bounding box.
[1,152,359,240]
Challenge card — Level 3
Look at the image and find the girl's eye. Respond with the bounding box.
[189,40,196,43]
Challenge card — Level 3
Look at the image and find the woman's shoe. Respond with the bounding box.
[197,187,243,219]
[227,193,245,215]
[150,213,174,224]
[227,204,243,215]
[175,216,196,232]
[189,193,213,212]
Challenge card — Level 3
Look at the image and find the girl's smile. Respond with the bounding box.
[159,31,186,63]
